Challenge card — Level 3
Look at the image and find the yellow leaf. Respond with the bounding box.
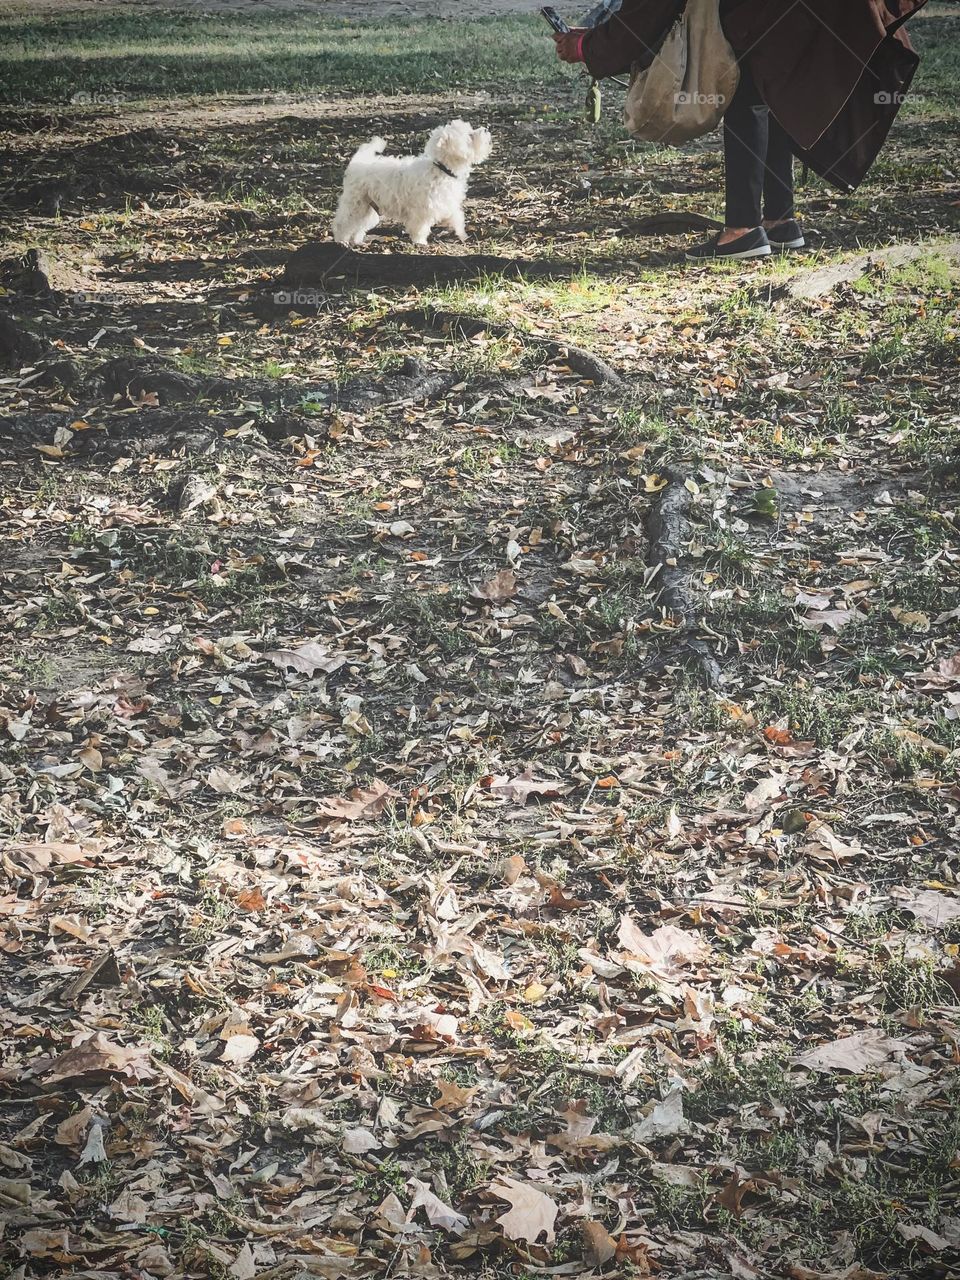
[34,444,64,459]
[504,1009,533,1033]
[644,473,669,492]
[523,982,548,1004]
[891,607,930,632]
[217,336,233,346]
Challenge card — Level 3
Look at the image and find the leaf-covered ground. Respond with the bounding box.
[2,5,960,1279]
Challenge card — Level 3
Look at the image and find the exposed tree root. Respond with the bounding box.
[388,305,623,388]
[779,238,960,300]
[0,312,47,368]
[645,469,723,689]
[633,211,722,235]
[91,354,458,413]
[282,242,565,290]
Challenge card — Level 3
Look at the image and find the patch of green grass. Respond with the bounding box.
[186,885,238,945]
[607,404,677,451]
[870,504,957,556]
[703,527,758,583]
[420,1133,491,1196]
[874,949,952,1015]
[0,10,563,103]
[352,1156,409,1200]
[2,652,59,687]
[384,586,474,657]
[711,590,822,667]
[867,725,958,780]
[752,683,879,750]
[362,940,423,978]
[134,1002,173,1058]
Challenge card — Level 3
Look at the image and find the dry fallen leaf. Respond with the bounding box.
[492,1175,558,1244]
[799,607,857,632]
[206,767,250,796]
[407,1177,468,1235]
[220,1033,260,1065]
[486,768,569,803]
[793,1029,910,1073]
[229,1242,257,1280]
[470,568,518,604]
[54,1106,93,1147]
[581,1220,617,1266]
[265,641,346,677]
[617,917,708,974]
[629,1087,689,1142]
[44,1034,154,1085]
[891,886,960,926]
[744,772,786,812]
[342,1127,380,1154]
[502,853,528,885]
[315,779,397,821]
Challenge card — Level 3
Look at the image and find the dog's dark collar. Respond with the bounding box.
[433,161,461,180]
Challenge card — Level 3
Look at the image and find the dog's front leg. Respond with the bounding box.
[406,221,433,247]
[447,212,467,242]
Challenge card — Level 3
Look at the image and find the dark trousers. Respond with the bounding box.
[723,62,795,227]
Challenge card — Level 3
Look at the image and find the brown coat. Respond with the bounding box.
[581,0,928,190]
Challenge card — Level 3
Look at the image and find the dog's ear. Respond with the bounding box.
[427,122,461,156]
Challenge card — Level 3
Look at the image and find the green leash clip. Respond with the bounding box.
[585,78,602,125]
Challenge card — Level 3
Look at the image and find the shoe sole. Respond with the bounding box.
[770,238,806,251]
[685,245,772,261]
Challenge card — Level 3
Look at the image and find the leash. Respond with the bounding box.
[585,74,630,125]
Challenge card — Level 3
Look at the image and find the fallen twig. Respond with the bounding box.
[387,306,623,388]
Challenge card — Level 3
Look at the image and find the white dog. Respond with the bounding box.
[331,119,492,248]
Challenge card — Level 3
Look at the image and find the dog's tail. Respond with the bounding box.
[348,136,387,167]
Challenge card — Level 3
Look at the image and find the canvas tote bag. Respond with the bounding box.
[624,0,740,144]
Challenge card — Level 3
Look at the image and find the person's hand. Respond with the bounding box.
[553,28,586,63]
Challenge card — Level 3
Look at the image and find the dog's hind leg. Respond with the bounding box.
[355,204,380,244]
[332,192,379,246]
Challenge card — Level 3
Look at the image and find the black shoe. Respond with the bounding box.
[685,227,771,261]
[765,219,806,251]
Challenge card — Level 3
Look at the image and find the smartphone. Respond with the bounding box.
[541,6,571,34]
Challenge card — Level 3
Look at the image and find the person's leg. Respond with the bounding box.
[721,62,767,241]
[761,113,795,227]
[686,62,774,259]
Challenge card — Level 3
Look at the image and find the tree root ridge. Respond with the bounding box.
[91,354,457,414]
[645,469,722,689]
